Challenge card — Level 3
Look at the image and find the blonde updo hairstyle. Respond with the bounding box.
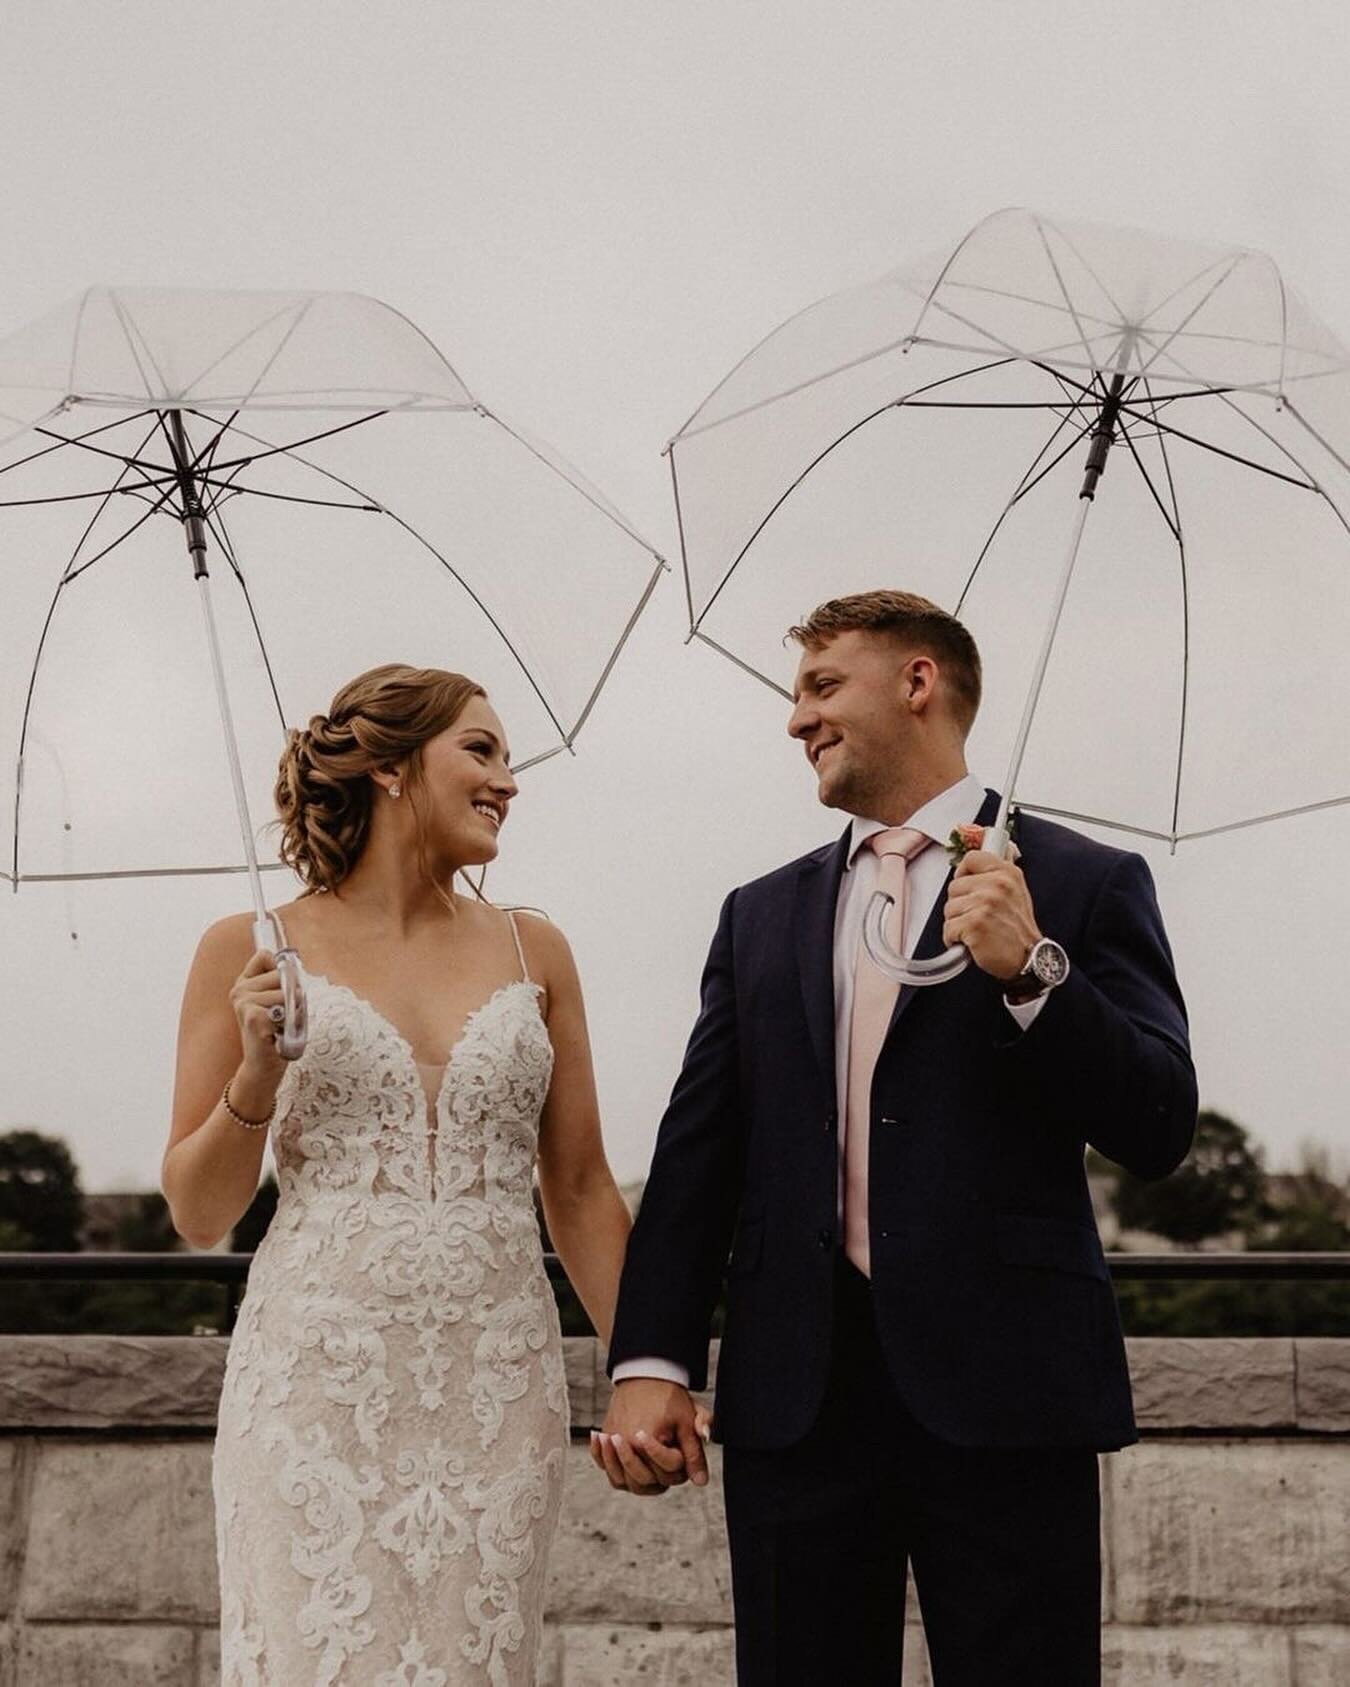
[276,663,488,910]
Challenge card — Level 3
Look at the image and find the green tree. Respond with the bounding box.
[1112,1109,1266,1245]
[1252,1140,1349,1253]
[0,1130,85,1251]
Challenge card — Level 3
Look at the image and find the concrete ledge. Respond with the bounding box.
[1125,1337,1296,1430]
[3,1335,1346,1435]
[1298,1340,1350,1431]
[0,1337,228,1432]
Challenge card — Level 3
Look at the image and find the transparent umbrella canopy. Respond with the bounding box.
[667,208,1350,983]
[0,287,667,1050]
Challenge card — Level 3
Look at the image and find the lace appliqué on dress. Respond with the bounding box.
[214,970,568,1685]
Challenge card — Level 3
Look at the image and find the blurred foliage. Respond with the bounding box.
[1097,1118,1349,1336]
[0,1114,1343,1341]
[1111,1110,1268,1245]
[0,1130,84,1251]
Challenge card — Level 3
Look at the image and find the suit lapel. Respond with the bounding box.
[885,787,1002,1038]
[795,828,851,1104]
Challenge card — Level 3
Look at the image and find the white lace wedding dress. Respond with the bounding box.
[213,912,569,1686]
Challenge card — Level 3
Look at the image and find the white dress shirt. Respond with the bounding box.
[612,774,1045,1389]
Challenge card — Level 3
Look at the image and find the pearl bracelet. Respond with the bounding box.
[222,1080,275,1131]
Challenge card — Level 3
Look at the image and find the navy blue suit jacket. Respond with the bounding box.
[607,792,1198,1451]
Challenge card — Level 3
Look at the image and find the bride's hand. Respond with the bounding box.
[229,948,288,1086]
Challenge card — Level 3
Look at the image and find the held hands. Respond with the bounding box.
[942,850,1040,983]
[229,949,289,1086]
[590,1378,713,1498]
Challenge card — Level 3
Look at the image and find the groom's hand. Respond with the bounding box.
[943,849,1040,982]
[591,1379,710,1496]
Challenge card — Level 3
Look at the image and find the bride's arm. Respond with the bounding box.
[528,916,632,1347]
[161,914,286,1250]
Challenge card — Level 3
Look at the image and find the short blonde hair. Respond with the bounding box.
[787,590,982,732]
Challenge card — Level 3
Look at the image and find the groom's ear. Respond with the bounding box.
[901,653,938,712]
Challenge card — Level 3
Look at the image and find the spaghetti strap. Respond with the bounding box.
[506,910,531,984]
[269,908,290,950]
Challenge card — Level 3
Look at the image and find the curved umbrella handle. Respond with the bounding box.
[253,915,308,1061]
[862,895,971,986]
[860,824,1012,987]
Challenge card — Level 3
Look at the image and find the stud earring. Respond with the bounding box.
[389,783,402,798]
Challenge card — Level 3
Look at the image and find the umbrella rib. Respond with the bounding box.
[3,861,291,885]
[1132,259,1245,381]
[201,409,388,474]
[9,429,169,878]
[179,298,315,403]
[61,485,178,583]
[1126,331,1341,501]
[1005,414,1099,507]
[1146,385,1192,847]
[563,557,668,749]
[202,481,382,513]
[693,631,794,701]
[690,359,1026,633]
[670,446,697,633]
[1033,216,1099,371]
[1108,396,1315,490]
[1122,378,1192,844]
[1042,220,1130,323]
[11,573,71,887]
[953,403,1098,618]
[476,407,664,559]
[194,413,574,746]
[1115,411,1182,543]
[202,500,289,734]
[59,418,166,575]
[108,292,168,400]
[0,410,158,480]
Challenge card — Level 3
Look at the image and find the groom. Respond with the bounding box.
[592,590,1196,1685]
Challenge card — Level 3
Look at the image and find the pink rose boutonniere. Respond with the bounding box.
[945,817,1021,868]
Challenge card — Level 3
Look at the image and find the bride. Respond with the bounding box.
[162,663,678,1684]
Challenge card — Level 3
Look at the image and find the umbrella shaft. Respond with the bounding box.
[168,409,210,579]
[195,574,269,927]
[995,494,1094,835]
[1079,370,1127,501]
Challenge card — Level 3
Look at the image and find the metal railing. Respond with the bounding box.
[1,1250,1347,1334]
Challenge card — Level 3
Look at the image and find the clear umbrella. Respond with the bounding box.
[666,209,1350,983]
[0,287,667,1050]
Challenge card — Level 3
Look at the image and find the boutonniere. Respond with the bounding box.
[945,810,1021,868]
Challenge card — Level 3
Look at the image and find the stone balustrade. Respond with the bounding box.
[0,1335,1346,1685]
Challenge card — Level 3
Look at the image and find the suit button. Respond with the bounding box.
[817,1227,833,1250]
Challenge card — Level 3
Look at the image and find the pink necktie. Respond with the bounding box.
[844,826,930,1277]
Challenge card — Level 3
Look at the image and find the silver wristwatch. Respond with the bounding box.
[1004,937,1070,1005]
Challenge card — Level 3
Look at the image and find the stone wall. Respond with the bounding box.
[0,1336,1346,1685]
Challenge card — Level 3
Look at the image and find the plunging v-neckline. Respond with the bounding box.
[297,965,542,1085]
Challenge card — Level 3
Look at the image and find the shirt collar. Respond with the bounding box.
[846,772,987,869]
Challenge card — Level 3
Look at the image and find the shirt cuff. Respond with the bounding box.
[611,1357,692,1388]
[1003,991,1049,1031]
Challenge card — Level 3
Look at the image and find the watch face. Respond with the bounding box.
[1032,940,1069,986]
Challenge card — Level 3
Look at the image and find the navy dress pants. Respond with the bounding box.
[722,1255,1102,1686]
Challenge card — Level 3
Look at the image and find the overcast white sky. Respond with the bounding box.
[2,1,1348,1190]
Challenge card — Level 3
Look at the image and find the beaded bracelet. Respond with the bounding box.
[222,1080,275,1131]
